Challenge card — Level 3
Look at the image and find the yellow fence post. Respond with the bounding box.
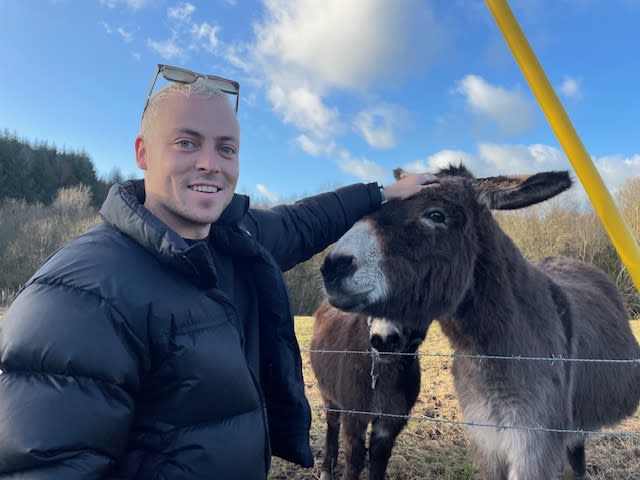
[485,0,640,291]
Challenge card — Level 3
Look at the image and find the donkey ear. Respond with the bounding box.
[472,171,572,210]
[393,167,410,180]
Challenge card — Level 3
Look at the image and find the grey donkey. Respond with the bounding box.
[320,165,640,479]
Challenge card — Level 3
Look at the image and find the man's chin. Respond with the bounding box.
[192,212,224,227]
[189,200,230,224]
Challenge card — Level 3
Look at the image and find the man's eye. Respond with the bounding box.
[220,145,236,155]
[177,140,194,148]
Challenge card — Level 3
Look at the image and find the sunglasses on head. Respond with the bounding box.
[141,64,240,119]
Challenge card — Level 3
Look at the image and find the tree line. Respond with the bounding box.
[0,130,123,208]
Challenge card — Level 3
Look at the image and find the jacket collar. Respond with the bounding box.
[127,179,250,225]
[99,179,251,288]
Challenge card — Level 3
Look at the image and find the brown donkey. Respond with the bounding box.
[310,300,425,480]
[320,165,640,480]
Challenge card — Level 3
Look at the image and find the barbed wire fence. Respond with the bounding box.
[301,347,640,439]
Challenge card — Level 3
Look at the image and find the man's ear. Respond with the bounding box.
[135,135,148,170]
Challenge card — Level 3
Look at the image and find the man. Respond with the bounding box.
[0,64,436,479]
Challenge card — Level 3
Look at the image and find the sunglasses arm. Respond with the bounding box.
[141,65,162,121]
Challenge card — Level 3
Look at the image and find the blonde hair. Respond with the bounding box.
[140,79,227,140]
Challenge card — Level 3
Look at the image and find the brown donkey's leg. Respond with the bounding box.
[368,416,408,480]
[320,406,341,480]
[340,413,368,480]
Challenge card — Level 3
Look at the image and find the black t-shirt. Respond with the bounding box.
[184,238,260,378]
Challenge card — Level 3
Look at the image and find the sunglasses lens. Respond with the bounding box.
[202,78,239,95]
[162,67,197,84]
[151,65,239,113]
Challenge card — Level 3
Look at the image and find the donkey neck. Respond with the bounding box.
[441,222,552,355]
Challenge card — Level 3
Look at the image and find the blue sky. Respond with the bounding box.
[1,0,639,204]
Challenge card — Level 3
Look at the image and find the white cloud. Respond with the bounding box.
[430,150,477,172]
[222,44,252,72]
[155,5,221,55]
[247,0,446,147]
[293,134,326,157]
[146,38,186,61]
[268,85,339,138]
[429,150,478,172]
[99,0,152,9]
[354,105,407,149]
[292,137,379,185]
[254,0,443,91]
[256,184,281,203]
[401,150,477,175]
[455,74,536,136]
[478,143,567,173]
[117,27,134,42]
[558,75,582,99]
[168,2,196,22]
[401,144,567,180]
[190,22,219,52]
[596,154,640,194]
[401,159,430,173]
[337,150,387,183]
[99,21,112,34]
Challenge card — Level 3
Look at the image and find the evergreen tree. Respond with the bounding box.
[0,131,114,206]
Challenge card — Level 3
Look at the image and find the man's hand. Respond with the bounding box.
[383,172,440,202]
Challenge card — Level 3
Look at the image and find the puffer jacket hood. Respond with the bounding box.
[100,180,251,289]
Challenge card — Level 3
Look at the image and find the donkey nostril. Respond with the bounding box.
[370,334,383,351]
[321,254,355,283]
[387,333,400,350]
[370,332,401,353]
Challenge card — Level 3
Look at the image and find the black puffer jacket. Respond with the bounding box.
[0,180,383,479]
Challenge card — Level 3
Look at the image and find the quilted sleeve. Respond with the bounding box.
[246,182,382,271]
[0,281,144,479]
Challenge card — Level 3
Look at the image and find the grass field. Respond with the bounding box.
[268,317,640,480]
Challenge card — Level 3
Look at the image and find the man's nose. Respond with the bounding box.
[196,149,221,173]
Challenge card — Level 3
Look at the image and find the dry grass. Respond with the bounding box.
[269,317,640,479]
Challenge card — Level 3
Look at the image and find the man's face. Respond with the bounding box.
[135,92,240,239]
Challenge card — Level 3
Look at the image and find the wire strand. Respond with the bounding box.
[304,346,640,438]
[303,348,640,365]
[314,406,640,438]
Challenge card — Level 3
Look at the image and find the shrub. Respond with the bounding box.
[0,184,99,300]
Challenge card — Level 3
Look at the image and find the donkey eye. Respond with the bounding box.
[427,211,446,224]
